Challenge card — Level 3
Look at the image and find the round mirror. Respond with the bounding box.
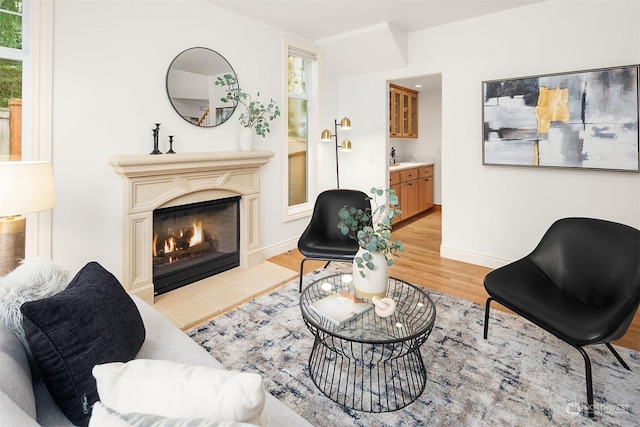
[166,47,237,127]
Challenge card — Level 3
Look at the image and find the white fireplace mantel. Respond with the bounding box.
[109,150,274,304]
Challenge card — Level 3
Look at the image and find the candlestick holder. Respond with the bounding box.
[166,135,176,154]
[150,123,162,155]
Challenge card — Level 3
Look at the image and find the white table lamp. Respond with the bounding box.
[0,161,55,275]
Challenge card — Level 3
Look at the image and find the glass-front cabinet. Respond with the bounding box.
[389,84,418,138]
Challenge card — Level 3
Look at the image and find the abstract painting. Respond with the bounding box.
[482,65,639,172]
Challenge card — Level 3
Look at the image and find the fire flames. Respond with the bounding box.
[189,220,203,247]
[153,220,204,258]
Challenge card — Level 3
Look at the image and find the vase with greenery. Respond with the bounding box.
[337,188,404,297]
[214,73,281,138]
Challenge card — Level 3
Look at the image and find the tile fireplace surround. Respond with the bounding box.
[109,150,274,305]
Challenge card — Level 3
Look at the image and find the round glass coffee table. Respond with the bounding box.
[300,273,436,412]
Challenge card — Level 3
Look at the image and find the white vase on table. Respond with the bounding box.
[353,247,389,299]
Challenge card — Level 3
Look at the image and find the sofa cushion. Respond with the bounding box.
[0,257,69,349]
[92,359,266,426]
[0,324,36,420]
[0,390,40,427]
[89,402,256,427]
[21,262,146,426]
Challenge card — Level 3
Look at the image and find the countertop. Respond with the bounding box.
[389,161,434,171]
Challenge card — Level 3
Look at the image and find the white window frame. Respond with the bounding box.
[283,39,320,222]
[9,0,53,258]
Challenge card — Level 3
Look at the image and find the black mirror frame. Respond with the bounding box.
[166,47,238,128]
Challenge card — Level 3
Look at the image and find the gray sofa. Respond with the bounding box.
[0,295,312,426]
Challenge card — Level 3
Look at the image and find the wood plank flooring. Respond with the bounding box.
[268,208,640,352]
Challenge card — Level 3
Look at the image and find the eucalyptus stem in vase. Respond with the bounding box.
[337,187,404,278]
[214,74,281,137]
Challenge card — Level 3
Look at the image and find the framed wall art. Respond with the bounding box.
[482,65,639,172]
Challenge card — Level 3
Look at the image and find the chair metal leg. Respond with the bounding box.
[299,258,308,293]
[483,296,631,419]
[323,261,331,269]
[605,343,631,371]
[483,297,494,339]
[568,343,594,418]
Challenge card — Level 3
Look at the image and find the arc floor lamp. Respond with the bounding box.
[321,117,351,188]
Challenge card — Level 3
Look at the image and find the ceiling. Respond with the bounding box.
[205,0,545,42]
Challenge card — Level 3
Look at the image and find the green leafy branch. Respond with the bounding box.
[214,74,281,138]
[337,188,404,277]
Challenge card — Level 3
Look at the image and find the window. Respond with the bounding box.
[1,0,54,258]
[0,0,24,160]
[285,42,319,221]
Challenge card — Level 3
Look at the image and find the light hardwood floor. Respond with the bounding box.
[268,208,640,352]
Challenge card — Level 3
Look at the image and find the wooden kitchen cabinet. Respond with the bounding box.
[389,165,434,222]
[417,165,434,212]
[400,180,420,218]
[389,84,418,138]
[390,170,401,206]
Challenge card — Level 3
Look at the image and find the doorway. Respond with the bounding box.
[387,73,442,206]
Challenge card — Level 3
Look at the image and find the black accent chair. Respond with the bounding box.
[483,217,640,418]
[297,189,370,292]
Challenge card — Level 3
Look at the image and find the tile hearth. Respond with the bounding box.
[152,261,297,331]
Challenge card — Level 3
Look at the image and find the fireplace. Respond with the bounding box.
[109,150,274,304]
[153,196,240,295]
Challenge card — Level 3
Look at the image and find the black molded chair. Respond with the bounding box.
[483,217,640,418]
[297,189,370,292]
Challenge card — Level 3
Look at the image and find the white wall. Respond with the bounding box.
[51,0,311,276]
[330,0,640,267]
[420,80,443,204]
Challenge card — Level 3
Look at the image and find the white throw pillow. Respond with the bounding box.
[89,402,131,427]
[0,257,69,347]
[92,360,267,426]
[89,402,257,427]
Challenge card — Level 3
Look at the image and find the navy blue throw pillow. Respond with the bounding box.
[21,262,145,426]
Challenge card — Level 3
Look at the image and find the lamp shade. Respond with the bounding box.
[341,139,352,151]
[320,129,333,141]
[0,161,55,217]
[340,117,351,129]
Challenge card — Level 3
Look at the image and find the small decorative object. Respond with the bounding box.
[337,188,404,298]
[371,296,397,317]
[214,74,281,144]
[166,135,176,154]
[150,123,162,155]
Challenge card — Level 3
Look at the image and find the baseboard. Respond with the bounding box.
[439,245,510,269]
[261,237,299,260]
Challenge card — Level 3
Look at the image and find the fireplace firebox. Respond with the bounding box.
[152,196,240,295]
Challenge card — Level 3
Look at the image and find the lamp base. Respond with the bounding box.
[0,216,26,276]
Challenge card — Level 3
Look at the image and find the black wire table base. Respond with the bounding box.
[300,275,436,413]
[307,330,427,412]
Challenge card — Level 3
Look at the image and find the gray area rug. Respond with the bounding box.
[187,265,640,426]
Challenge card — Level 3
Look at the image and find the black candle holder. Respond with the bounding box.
[166,135,176,154]
[150,123,162,155]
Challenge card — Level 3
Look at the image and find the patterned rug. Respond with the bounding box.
[187,265,640,426]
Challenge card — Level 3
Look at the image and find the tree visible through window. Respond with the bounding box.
[0,0,23,160]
